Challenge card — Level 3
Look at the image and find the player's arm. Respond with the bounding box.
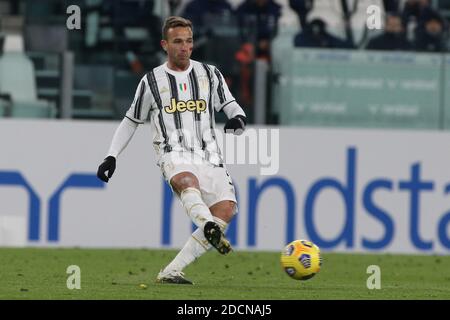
[213,67,247,135]
[97,78,153,182]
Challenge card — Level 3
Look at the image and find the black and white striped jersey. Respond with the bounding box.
[125,59,245,166]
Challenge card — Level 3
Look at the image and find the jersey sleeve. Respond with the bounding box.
[213,67,246,118]
[125,76,154,124]
[106,117,138,158]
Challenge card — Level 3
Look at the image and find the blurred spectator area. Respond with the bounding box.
[1,0,162,120]
[1,0,296,122]
[290,0,450,51]
[2,0,450,124]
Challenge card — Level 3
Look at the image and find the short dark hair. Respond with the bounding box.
[162,16,193,40]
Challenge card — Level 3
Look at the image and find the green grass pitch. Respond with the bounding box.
[1,248,450,299]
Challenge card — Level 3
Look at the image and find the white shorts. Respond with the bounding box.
[159,152,237,210]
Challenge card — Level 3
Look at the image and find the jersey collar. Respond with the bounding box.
[164,60,193,76]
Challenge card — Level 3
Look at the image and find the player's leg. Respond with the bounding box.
[156,172,211,284]
[205,200,235,253]
[170,171,216,230]
[206,165,238,250]
[156,165,236,284]
[163,200,235,267]
[209,200,235,227]
[171,171,232,252]
[197,165,237,254]
[157,201,235,284]
[156,171,228,284]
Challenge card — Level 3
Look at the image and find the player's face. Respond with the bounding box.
[162,27,193,71]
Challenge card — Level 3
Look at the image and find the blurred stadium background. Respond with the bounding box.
[1,0,450,299]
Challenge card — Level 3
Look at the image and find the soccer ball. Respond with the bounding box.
[280,239,322,280]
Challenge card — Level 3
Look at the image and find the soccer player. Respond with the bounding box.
[97,16,247,285]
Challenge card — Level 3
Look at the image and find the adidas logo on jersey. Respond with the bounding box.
[160,87,169,94]
[165,98,207,114]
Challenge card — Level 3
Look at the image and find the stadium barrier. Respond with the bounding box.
[1,119,450,254]
[272,48,450,130]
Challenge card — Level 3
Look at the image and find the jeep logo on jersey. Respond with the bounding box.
[164,98,207,114]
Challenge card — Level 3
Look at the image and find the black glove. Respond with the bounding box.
[224,115,247,135]
[97,156,116,183]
